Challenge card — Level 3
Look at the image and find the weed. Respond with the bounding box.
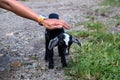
[30,54,39,61]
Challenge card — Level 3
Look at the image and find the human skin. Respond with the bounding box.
[0,0,71,30]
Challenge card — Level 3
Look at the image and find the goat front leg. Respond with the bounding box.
[61,54,67,67]
[48,49,54,69]
[58,46,67,67]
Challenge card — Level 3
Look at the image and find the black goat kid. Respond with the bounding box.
[45,13,81,69]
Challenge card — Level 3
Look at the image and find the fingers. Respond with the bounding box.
[41,19,71,30]
[62,21,71,29]
[46,25,62,30]
[54,19,71,29]
[52,25,63,29]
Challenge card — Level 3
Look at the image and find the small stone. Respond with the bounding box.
[23,57,29,61]
[10,61,22,67]
[20,75,24,79]
[0,54,4,57]
[0,67,5,71]
[5,32,14,36]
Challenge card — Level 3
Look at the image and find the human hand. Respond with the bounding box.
[40,19,71,30]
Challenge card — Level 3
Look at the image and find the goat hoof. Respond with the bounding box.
[62,64,67,67]
[48,65,54,69]
[45,59,48,62]
[44,57,48,62]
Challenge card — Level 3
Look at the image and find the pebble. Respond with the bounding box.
[10,61,22,68]
[0,67,5,71]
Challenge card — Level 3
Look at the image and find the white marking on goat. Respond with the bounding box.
[63,33,70,46]
[66,47,68,54]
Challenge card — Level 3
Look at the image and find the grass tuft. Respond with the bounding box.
[83,21,108,32]
[102,0,120,7]
[68,31,90,38]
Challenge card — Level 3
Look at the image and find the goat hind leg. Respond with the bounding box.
[45,38,49,61]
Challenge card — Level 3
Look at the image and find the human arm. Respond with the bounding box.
[0,0,70,29]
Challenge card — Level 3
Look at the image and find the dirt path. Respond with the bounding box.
[1,0,117,80]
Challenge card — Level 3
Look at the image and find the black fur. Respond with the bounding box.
[45,13,81,69]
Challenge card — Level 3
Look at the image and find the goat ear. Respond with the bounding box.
[72,37,81,46]
[48,37,59,50]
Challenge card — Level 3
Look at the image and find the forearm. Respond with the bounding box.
[0,0,40,22]
[0,0,71,30]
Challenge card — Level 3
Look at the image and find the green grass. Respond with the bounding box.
[68,31,90,38]
[65,21,120,80]
[84,21,107,32]
[102,0,120,7]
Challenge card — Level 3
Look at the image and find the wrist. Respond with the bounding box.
[38,15,48,25]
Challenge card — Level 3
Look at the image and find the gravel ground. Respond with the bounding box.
[0,0,119,80]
